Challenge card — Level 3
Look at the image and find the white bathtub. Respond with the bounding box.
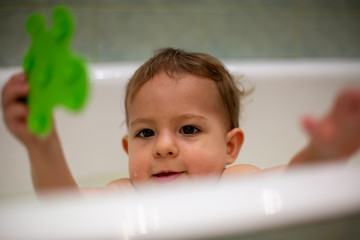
[0,162,360,239]
[0,61,360,239]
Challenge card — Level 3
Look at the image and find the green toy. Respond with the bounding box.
[23,6,88,137]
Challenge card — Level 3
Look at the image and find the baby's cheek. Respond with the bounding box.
[184,148,225,176]
[128,153,149,180]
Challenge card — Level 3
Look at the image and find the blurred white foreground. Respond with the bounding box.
[1,162,359,240]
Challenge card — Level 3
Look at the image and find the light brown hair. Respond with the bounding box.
[125,48,248,130]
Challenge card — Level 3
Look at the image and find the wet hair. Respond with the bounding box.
[125,48,248,130]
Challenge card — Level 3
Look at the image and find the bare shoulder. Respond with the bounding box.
[80,178,134,196]
[105,178,133,190]
[222,164,260,177]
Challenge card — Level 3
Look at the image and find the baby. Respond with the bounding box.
[2,48,360,193]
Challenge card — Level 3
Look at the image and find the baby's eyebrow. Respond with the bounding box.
[178,114,206,121]
[129,118,153,127]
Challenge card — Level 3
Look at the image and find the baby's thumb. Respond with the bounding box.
[301,115,317,136]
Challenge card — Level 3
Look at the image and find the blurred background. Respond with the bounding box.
[0,0,360,199]
[1,0,360,66]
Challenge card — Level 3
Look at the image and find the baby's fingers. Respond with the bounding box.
[301,115,336,146]
[4,102,28,124]
[301,115,317,136]
[335,88,360,117]
[1,73,29,110]
[3,102,34,144]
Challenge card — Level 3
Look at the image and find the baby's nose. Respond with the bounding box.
[153,132,178,158]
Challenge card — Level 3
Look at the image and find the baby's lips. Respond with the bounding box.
[154,172,176,177]
[153,171,185,183]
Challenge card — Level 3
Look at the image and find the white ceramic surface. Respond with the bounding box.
[0,162,359,239]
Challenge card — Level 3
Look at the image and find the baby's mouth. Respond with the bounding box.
[153,171,185,183]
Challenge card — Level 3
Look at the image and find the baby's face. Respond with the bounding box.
[124,71,236,187]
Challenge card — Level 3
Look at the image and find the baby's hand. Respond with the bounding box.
[302,88,360,160]
[1,73,51,147]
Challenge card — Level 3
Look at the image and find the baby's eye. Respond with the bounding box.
[136,129,155,138]
[180,125,200,135]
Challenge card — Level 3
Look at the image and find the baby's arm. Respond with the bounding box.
[289,88,360,167]
[224,88,360,177]
[2,73,78,194]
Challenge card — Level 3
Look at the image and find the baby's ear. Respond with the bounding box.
[122,135,129,155]
[225,128,244,165]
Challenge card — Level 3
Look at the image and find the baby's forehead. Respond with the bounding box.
[139,71,221,99]
[128,72,230,126]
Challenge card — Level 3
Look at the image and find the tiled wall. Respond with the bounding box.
[1,0,360,67]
